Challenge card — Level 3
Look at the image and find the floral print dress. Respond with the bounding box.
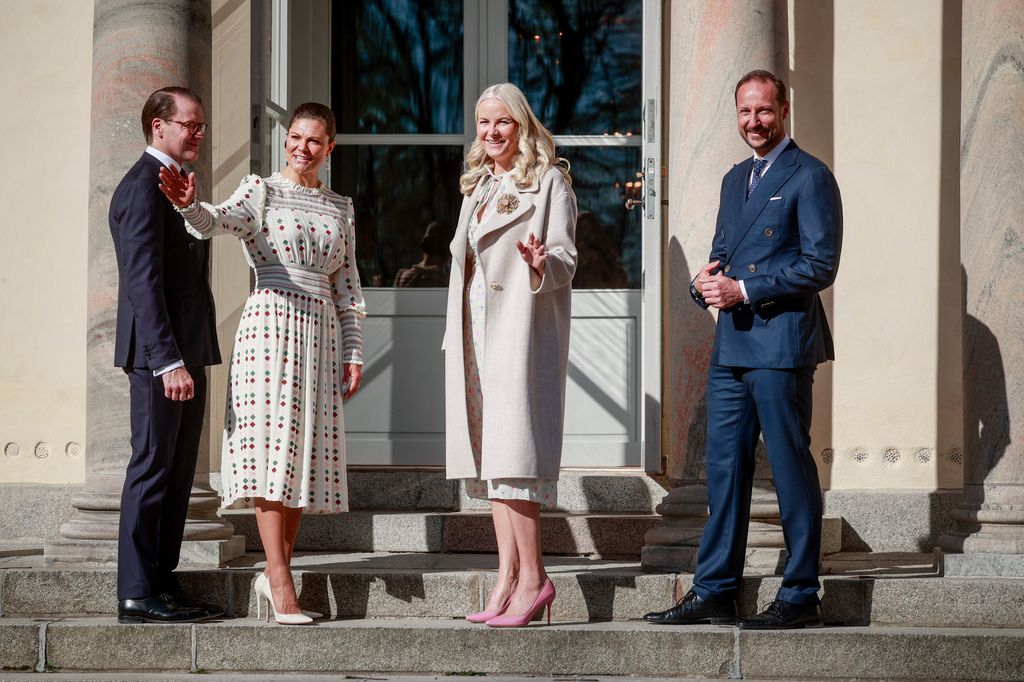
[178,172,364,513]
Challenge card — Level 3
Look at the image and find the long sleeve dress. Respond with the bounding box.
[178,172,365,513]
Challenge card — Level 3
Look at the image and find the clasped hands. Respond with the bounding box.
[696,260,744,310]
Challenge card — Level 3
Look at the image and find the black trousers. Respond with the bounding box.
[117,366,206,600]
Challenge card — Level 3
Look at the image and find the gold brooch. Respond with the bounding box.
[496,193,520,214]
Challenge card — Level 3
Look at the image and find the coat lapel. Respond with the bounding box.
[726,141,800,257]
[476,178,539,240]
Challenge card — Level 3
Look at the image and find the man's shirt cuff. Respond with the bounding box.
[154,359,185,377]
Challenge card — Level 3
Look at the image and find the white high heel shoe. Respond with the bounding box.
[254,573,313,625]
[254,573,323,619]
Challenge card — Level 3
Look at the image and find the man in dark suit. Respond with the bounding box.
[646,70,842,629]
[109,87,222,623]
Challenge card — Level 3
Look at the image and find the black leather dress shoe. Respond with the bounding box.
[739,599,823,630]
[117,596,208,624]
[159,592,224,619]
[643,589,737,625]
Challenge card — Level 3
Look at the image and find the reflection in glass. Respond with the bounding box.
[509,0,642,136]
[561,146,642,289]
[332,0,463,135]
[331,145,464,288]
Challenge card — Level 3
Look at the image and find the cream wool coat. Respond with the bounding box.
[443,167,578,481]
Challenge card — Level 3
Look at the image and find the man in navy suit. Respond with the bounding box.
[646,70,842,629]
[109,87,222,623]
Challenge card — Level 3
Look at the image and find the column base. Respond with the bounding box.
[44,534,246,567]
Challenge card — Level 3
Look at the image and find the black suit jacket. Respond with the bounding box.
[109,152,221,370]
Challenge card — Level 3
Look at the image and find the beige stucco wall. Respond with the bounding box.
[0,1,92,483]
[829,0,963,489]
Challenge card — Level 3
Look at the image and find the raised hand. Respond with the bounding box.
[158,165,196,209]
[515,232,547,276]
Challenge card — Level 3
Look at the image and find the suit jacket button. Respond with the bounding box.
[188,242,196,250]
[764,228,774,237]
[723,264,732,273]
[489,281,502,291]
[748,264,757,273]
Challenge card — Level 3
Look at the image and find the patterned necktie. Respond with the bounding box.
[748,158,768,197]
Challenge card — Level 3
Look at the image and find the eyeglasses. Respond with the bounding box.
[165,119,209,135]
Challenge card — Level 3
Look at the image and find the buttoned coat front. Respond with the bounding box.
[443,167,578,481]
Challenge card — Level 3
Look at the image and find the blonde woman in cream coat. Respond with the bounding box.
[443,83,577,628]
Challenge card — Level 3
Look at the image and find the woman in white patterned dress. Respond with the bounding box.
[443,83,577,627]
[159,103,364,625]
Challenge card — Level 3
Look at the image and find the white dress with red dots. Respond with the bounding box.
[178,172,365,513]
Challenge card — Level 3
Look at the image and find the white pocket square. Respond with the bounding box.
[769,196,782,201]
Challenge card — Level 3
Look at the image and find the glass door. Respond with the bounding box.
[256,0,661,469]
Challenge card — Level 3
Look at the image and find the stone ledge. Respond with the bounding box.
[740,625,1024,681]
[4,562,1023,628]
[0,484,79,548]
[223,511,658,558]
[824,489,961,553]
[942,551,1024,577]
[4,617,1024,679]
[0,620,38,671]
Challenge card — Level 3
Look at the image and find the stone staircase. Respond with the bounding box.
[218,468,668,558]
[2,470,1023,679]
[3,549,1024,678]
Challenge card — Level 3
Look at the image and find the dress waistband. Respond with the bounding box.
[254,263,332,299]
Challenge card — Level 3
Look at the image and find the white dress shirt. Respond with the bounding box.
[739,134,791,303]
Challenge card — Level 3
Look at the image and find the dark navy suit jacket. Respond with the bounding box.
[109,152,220,370]
[694,140,842,369]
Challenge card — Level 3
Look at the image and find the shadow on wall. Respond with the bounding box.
[941,265,1010,549]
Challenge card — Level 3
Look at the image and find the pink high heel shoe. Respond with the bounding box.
[466,592,513,624]
[485,579,556,628]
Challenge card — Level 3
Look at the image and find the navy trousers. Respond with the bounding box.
[117,367,206,600]
[692,364,822,605]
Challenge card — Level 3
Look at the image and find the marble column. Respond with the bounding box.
[45,0,243,565]
[940,0,1024,576]
[642,0,789,572]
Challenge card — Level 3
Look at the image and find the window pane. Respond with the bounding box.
[332,0,463,134]
[331,145,464,288]
[563,146,642,289]
[509,0,642,136]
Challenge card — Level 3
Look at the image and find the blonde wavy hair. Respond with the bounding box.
[459,83,571,196]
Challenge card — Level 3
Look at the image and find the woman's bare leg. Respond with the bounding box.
[254,498,303,615]
[484,500,520,612]
[503,499,548,617]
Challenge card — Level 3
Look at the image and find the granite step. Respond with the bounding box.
[3,551,1021,629]
[227,468,672,514]
[1,616,1022,680]
[221,509,660,558]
